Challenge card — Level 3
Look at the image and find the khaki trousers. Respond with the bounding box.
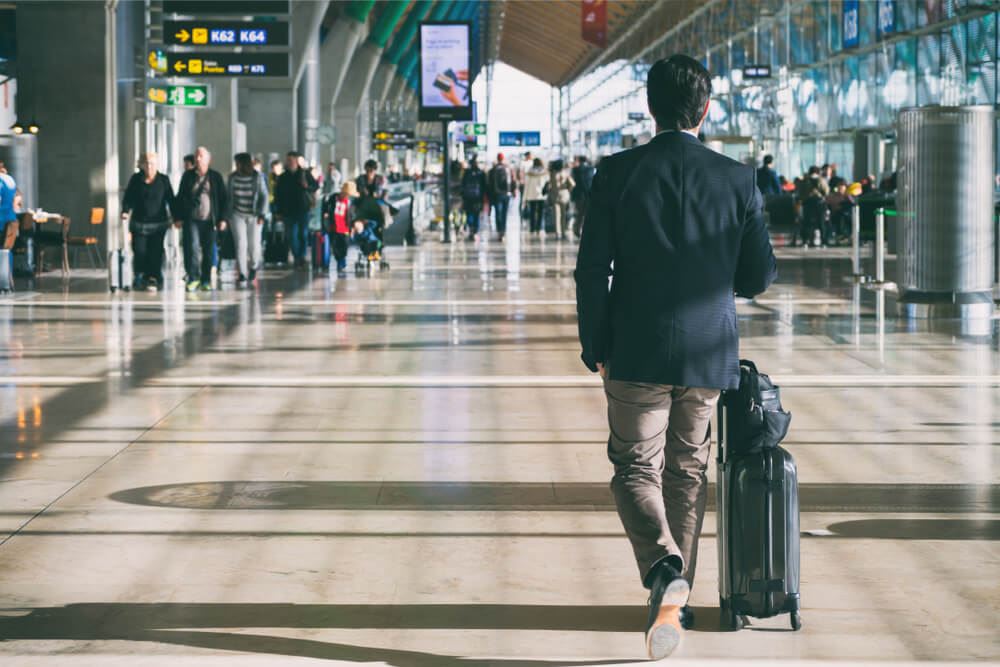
[603,379,720,588]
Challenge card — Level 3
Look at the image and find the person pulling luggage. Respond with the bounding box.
[323,181,358,277]
[575,54,776,660]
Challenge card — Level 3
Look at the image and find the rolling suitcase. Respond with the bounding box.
[108,217,133,292]
[0,248,13,293]
[717,360,801,631]
[264,220,289,265]
[311,230,330,269]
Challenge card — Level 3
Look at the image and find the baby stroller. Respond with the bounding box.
[353,219,390,275]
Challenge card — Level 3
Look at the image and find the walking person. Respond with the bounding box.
[121,152,174,291]
[574,55,776,660]
[488,153,515,242]
[460,156,488,241]
[522,157,547,237]
[756,154,782,197]
[570,155,595,238]
[274,151,318,269]
[226,153,269,288]
[547,159,575,239]
[323,180,358,277]
[175,146,228,292]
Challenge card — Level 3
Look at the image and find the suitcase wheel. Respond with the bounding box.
[790,611,802,631]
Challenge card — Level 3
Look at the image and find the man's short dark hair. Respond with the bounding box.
[763,154,774,166]
[364,159,378,171]
[183,154,195,164]
[647,55,712,131]
[286,151,300,158]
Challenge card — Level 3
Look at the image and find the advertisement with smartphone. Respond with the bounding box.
[419,22,473,122]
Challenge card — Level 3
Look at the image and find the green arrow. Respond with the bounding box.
[187,87,207,104]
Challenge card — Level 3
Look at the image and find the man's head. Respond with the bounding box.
[0,160,7,175]
[647,55,712,133]
[327,161,337,172]
[496,152,505,164]
[183,154,195,170]
[194,146,211,173]
[284,151,300,172]
[763,154,774,167]
[364,159,378,175]
[139,152,158,178]
[270,159,282,175]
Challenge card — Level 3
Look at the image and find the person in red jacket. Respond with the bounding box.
[323,181,357,277]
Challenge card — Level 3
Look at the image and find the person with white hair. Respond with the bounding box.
[174,146,229,292]
[121,152,174,291]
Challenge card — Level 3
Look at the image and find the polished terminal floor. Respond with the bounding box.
[0,216,998,666]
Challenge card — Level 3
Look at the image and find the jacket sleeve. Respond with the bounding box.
[216,172,230,222]
[224,174,235,221]
[573,165,615,372]
[734,169,777,298]
[255,172,269,218]
[121,173,139,215]
[174,172,191,222]
[163,174,176,221]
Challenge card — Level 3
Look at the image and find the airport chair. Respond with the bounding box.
[67,207,104,269]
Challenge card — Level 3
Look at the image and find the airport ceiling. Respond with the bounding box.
[487,0,707,87]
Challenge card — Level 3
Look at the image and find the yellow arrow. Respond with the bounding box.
[175,29,190,43]
[173,60,186,72]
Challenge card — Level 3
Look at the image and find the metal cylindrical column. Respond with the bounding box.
[851,204,861,279]
[875,208,885,284]
[897,105,995,317]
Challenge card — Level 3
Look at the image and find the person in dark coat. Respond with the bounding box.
[574,54,776,660]
[174,146,228,292]
[122,152,174,290]
[756,154,782,197]
[274,151,319,269]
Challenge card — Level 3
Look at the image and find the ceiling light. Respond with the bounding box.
[27,118,39,134]
[10,121,24,135]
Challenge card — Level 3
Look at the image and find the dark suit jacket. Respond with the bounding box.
[574,131,776,390]
[175,169,228,224]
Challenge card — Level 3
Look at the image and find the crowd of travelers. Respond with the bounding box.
[451,151,596,242]
[118,148,395,292]
[755,155,893,248]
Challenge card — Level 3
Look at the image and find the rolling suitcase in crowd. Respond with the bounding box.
[717,359,801,631]
[108,216,133,292]
[0,248,13,293]
[264,219,289,265]
[311,230,330,270]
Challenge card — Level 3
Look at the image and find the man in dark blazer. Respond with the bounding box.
[574,55,776,660]
[175,146,229,292]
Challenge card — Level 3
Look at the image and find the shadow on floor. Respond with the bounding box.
[109,480,1000,514]
[0,602,668,665]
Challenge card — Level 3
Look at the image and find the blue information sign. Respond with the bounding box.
[498,131,540,147]
[876,0,895,38]
[843,0,860,49]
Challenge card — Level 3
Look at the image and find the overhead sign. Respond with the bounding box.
[163,1,290,14]
[581,0,607,48]
[419,22,473,122]
[147,84,210,107]
[742,64,772,79]
[148,49,168,74]
[843,0,860,49]
[164,20,290,47]
[166,52,289,77]
[460,123,486,136]
[374,142,412,152]
[372,130,415,142]
[627,112,646,121]
[876,0,895,38]
[498,131,541,147]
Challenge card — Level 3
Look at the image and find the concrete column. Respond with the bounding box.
[319,18,370,161]
[195,78,238,173]
[298,36,320,165]
[334,42,383,172]
[371,62,398,105]
[241,87,296,158]
[15,1,121,243]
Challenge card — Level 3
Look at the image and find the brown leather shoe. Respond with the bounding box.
[645,562,690,660]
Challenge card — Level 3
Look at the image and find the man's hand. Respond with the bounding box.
[257,217,265,226]
[218,220,227,232]
[596,362,607,379]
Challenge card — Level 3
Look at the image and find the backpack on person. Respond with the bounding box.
[461,170,482,201]
[490,165,511,196]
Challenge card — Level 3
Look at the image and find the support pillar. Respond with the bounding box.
[195,79,239,172]
[298,36,320,165]
[319,19,368,160]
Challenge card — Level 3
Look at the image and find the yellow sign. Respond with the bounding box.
[147,87,168,104]
[193,28,208,44]
[374,132,390,141]
[374,143,391,151]
[188,59,203,74]
[148,50,167,73]
[175,28,190,43]
[172,60,187,73]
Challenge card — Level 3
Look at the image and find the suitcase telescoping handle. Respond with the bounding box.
[717,398,728,465]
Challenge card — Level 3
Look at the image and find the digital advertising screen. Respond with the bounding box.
[419,22,473,122]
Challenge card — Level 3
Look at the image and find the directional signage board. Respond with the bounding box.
[498,131,541,147]
[148,84,210,107]
[164,20,290,47]
[460,123,486,136]
[167,52,289,77]
[372,130,415,142]
[163,1,290,14]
